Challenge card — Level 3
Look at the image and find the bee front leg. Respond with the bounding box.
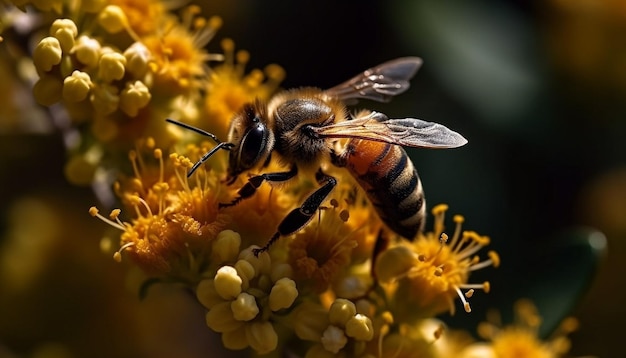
[252,170,337,257]
[220,165,298,208]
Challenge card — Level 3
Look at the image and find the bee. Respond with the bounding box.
[167,57,467,256]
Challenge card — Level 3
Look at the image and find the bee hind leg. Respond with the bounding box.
[220,165,298,208]
[252,170,337,257]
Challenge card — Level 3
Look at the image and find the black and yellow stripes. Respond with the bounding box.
[338,139,425,240]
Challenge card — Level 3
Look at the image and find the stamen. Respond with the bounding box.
[109,208,125,227]
[448,215,464,248]
[468,253,499,271]
[113,241,136,262]
[154,148,164,183]
[460,282,491,293]
[455,287,472,313]
[129,194,153,218]
[89,206,126,231]
[377,312,393,358]
[431,204,448,235]
[129,150,141,182]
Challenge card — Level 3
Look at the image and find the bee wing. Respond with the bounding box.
[325,57,423,104]
[312,111,468,148]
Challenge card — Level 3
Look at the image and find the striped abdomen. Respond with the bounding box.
[334,139,426,239]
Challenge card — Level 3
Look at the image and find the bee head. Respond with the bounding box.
[226,102,274,183]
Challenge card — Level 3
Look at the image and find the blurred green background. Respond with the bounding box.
[1,0,624,356]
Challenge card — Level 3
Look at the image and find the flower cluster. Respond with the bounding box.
[196,241,298,354]
[375,204,500,319]
[1,1,584,357]
[3,0,282,188]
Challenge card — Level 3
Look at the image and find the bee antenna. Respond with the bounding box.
[165,119,234,177]
[165,118,223,145]
[187,141,234,177]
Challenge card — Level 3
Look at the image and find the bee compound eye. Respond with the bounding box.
[239,123,268,168]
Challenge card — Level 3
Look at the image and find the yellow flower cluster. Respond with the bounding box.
[196,239,298,354]
[4,0,282,187]
[22,1,222,185]
[89,135,501,356]
[375,204,500,319]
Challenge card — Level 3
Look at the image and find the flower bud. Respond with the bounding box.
[231,292,259,321]
[328,299,356,327]
[50,19,78,52]
[72,36,101,67]
[320,326,347,354]
[292,301,329,342]
[33,37,62,72]
[221,326,249,350]
[63,70,92,102]
[124,42,151,78]
[196,279,222,309]
[234,259,255,290]
[98,5,128,33]
[239,246,271,275]
[374,245,416,283]
[214,266,242,300]
[205,301,243,333]
[119,80,151,116]
[211,230,241,263]
[98,52,127,82]
[245,322,278,355]
[269,278,298,311]
[345,314,374,341]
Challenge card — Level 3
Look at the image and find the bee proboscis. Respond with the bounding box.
[167,57,467,256]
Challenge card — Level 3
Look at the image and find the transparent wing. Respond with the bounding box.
[312,111,468,148]
[324,57,423,104]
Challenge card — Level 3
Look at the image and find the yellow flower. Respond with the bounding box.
[461,299,578,358]
[375,204,500,321]
[143,9,223,97]
[289,197,361,293]
[108,0,165,36]
[90,140,230,276]
[33,36,62,73]
[202,38,285,139]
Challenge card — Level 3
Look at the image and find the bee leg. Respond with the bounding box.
[220,165,298,208]
[252,171,337,257]
[371,229,390,279]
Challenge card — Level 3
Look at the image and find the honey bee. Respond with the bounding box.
[167,57,467,256]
